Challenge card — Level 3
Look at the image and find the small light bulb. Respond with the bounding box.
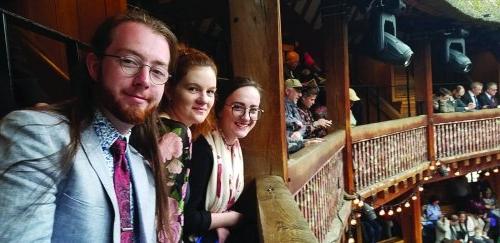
[379,209,386,216]
[388,209,394,216]
[494,168,499,173]
[478,170,482,173]
[396,207,402,212]
[348,238,355,243]
[412,195,418,201]
[430,165,436,170]
[424,176,429,181]
[404,202,410,208]
[485,171,490,176]
[454,171,460,176]
[436,161,441,166]
[353,198,360,205]
[350,219,357,225]
[418,186,424,192]
[358,200,364,207]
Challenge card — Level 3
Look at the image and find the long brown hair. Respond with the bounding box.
[46,9,177,240]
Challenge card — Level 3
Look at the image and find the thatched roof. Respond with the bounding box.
[406,0,500,26]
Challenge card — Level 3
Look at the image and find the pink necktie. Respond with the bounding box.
[111,139,133,243]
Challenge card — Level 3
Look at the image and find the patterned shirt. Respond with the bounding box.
[92,110,135,226]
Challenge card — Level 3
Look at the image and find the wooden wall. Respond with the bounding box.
[471,51,500,84]
[2,0,126,74]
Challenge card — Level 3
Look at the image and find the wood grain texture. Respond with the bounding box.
[229,0,287,182]
[256,176,318,243]
[433,108,500,123]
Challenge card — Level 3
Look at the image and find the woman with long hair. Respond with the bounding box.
[184,77,263,243]
[133,47,217,242]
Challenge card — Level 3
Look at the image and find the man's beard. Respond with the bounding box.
[97,82,158,125]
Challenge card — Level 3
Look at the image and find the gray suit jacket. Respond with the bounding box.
[0,110,156,242]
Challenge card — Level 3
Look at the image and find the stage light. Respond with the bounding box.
[370,13,414,67]
[445,38,471,73]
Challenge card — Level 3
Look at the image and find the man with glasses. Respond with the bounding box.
[0,10,176,242]
[478,82,499,109]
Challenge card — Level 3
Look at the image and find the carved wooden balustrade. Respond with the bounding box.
[434,109,500,160]
[351,116,429,192]
[287,131,345,242]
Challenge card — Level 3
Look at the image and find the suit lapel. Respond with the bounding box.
[129,150,155,242]
[80,127,118,205]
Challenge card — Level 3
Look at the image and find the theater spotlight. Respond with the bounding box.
[371,12,414,67]
[445,38,472,73]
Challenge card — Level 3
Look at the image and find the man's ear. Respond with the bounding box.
[86,53,100,81]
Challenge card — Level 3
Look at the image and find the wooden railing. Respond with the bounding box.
[351,116,428,192]
[256,176,317,243]
[287,131,345,242]
[434,109,500,161]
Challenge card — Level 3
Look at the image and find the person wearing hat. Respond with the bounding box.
[285,79,305,153]
[349,88,360,127]
[284,51,301,80]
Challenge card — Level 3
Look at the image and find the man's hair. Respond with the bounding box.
[486,82,497,90]
[470,81,483,90]
[44,9,178,241]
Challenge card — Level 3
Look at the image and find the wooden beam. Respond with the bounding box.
[401,190,423,243]
[228,0,287,182]
[323,14,353,193]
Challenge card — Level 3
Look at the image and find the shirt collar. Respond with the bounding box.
[92,110,131,150]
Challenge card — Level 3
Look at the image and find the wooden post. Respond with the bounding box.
[324,15,354,193]
[401,190,423,243]
[415,41,436,164]
[228,0,287,182]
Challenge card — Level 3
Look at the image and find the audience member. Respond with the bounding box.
[185,77,262,243]
[133,47,218,242]
[422,196,442,242]
[433,88,456,113]
[478,82,498,109]
[284,51,301,80]
[285,78,305,153]
[461,82,483,110]
[349,88,360,127]
[0,9,177,242]
[435,215,451,243]
[297,80,332,138]
[452,85,476,111]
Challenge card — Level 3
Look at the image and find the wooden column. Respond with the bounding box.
[228,0,287,182]
[415,40,436,163]
[323,15,353,193]
[401,191,423,243]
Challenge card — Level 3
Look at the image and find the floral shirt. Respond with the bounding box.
[157,117,192,243]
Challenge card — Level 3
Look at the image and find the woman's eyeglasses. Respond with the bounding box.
[226,103,264,121]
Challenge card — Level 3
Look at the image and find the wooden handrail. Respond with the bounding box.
[351,115,427,143]
[433,109,500,124]
[288,130,345,194]
[256,176,317,243]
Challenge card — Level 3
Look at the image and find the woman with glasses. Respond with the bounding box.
[184,77,263,243]
[133,47,217,242]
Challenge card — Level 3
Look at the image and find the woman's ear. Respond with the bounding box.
[86,53,100,82]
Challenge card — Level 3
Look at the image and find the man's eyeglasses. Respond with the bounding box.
[103,54,171,85]
[226,103,264,121]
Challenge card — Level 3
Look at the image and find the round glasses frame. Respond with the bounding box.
[103,54,171,85]
[226,104,264,121]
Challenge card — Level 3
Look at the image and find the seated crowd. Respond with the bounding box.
[434,81,498,113]
[421,186,500,243]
